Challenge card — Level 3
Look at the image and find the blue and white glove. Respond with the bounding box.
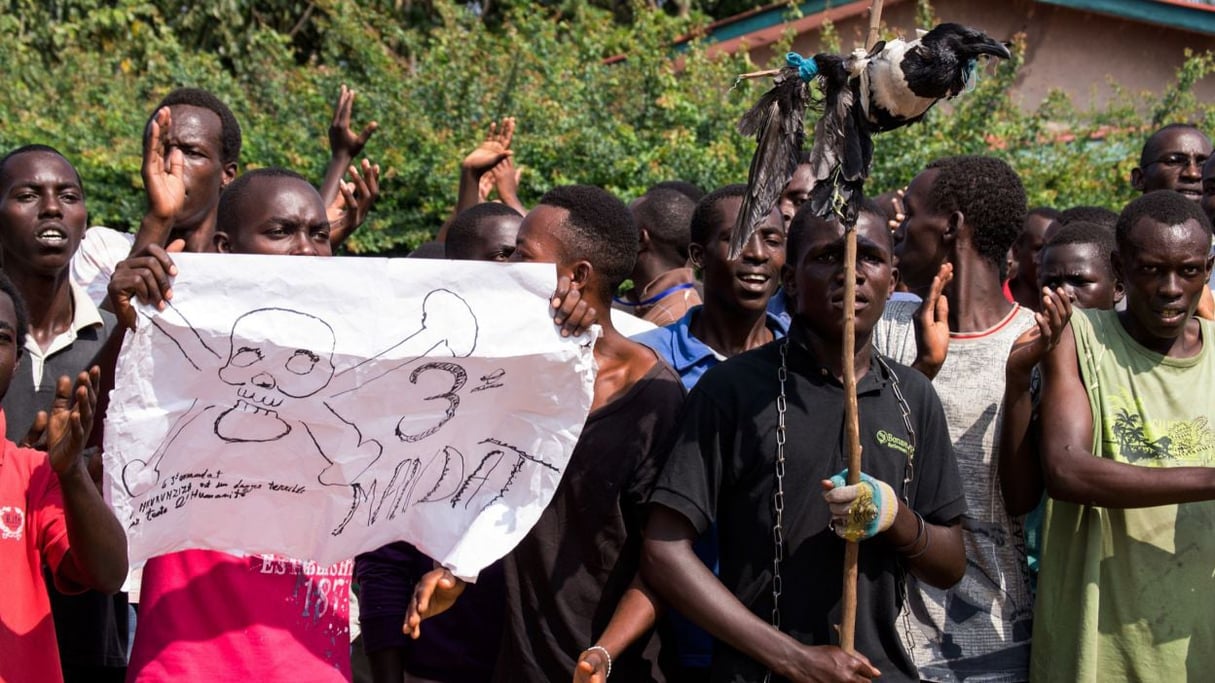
[822,470,897,541]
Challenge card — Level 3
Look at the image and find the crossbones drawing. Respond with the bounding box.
[122,289,480,502]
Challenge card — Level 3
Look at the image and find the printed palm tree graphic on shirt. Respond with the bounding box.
[1113,409,1174,463]
[1106,390,1215,465]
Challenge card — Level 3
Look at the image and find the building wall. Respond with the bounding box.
[741,0,1215,111]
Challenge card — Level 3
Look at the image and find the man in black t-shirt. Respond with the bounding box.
[407,185,685,683]
[642,203,967,682]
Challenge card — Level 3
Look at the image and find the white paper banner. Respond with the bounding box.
[104,254,597,580]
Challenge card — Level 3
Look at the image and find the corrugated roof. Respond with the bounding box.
[1037,0,1215,35]
[689,0,1215,50]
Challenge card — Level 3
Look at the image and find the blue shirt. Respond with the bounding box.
[632,305,789,391]
[766,289,792,331]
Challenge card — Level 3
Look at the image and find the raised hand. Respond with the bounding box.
[1007,286,1072,378]
[327,158,381,247]
[329,84,378,162]
[493,155,527,215]
[912,262,952,379]
[887,187,906,232]
[462,117,515,173]
[477,164,498,203]
[19,410,49,451]
[404,567,466,639]
[142,107,186,225]
[551,275,597,338]
[46,368,100,477]
[108,242,182,330]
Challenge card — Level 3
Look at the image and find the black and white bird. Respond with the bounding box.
[731,22,1012,257]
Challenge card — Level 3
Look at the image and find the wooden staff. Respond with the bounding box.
[839,0,884,655]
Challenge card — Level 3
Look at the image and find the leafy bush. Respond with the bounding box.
[0,0,1211,254]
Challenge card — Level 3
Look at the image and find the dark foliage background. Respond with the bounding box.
[2,0,1210,253]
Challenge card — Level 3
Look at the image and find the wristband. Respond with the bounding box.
[585,644,612,678]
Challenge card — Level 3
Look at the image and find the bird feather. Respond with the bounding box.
[729,71,809,260]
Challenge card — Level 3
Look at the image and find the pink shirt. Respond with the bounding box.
[127,550,353,681]
[0,414,76,683]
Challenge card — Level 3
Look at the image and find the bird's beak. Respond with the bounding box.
[976,39,1012,60]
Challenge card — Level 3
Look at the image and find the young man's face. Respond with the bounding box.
[1115,217,1213,343]
[0,151,87,276]
[158,104,236,229]
[1013,212,1056,287]
[215,177,332,257]
[509,205,573,275]
[784,210,895,341]
[470,214,522,262]
[691,197,785,315]
[1037,242,1121,310]
[778,164,814,228]
[894,169,949,291]
[1132,128,1211,199]
[0,292,19,401]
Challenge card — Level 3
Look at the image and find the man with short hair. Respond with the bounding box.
[407,185,685,683]
[616,187,701,326]
[997,220,1124,592]
[877,154,1038,682]
[1033,190,1215,681]
[0,144,124,683]
[642,201,966,682]
[71,88,243,305]
[111,168,354,681]
[633,184,787,387]
[444,202,524,262]
[1131,123,1211,200]
[631,184,788,679]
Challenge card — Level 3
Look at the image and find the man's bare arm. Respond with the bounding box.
[49,369,129,593]
[132,107,187,254]
[1040,325,1215,507]
[573,574,659,683]
[643,506,880,683]
[999,288,1071,515]
[320,85,378,206]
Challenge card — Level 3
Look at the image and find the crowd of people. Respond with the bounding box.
[2,80,1214,683]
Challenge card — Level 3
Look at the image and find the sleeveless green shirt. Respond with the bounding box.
[1032,308,1215,682]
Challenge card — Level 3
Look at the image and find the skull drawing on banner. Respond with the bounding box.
[215,308,337,442]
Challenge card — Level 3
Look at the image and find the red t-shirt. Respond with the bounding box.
[127,550,353,681]
[0,416,77,683]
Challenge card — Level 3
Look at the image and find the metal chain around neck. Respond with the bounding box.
[872,352,917,502]
[767,341,920,681]
[765,340,790,683]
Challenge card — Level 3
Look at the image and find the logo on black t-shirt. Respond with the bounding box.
[876,429,914,457]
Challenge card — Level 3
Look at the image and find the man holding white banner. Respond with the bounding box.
[406,185,685,683]
[105,169,619,681]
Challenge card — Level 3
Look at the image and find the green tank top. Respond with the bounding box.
[1032,308,1215,682]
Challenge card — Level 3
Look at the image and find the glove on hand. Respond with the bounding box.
[823,470,897,541]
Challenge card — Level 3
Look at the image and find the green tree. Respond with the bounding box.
[0,0,1211,254]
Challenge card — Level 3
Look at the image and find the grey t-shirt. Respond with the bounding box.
[874,300,1037,683]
